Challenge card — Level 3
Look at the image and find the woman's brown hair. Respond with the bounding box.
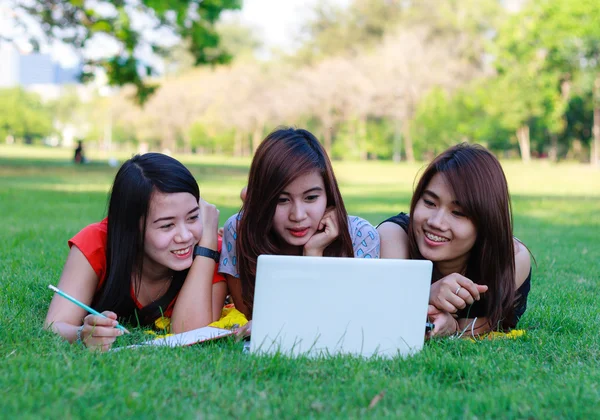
[237,127,353,314]
[408,143,516,330]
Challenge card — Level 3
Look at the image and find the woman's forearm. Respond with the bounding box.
[170,257,214,333]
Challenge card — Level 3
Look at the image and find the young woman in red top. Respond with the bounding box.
[45,153,226,351]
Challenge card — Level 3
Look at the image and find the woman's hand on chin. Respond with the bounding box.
[199,198,219,250]
[303,207,339,257]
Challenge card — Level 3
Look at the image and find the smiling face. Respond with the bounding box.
[143,191,202,274]
[412,173,477,275]
[271,170,328,254]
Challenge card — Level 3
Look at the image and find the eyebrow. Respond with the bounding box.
[423,190,439,200]
[423,190,461,206]
[280,187,324,196]
[152,206,200,224]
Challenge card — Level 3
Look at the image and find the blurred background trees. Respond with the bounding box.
[2,0,600,164]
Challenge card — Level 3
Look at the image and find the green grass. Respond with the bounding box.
[1,145,599,418]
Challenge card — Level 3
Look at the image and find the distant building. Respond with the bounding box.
[0,47,19,87]
[0,47,81,91]
[0,46,91,145]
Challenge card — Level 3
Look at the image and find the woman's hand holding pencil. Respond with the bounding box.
[80,311,125,351]
[48,285,128,351]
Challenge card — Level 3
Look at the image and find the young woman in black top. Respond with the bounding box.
[378,144,531,337]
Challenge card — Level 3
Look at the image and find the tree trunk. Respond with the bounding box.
[162,128,175,153]
[252,125,262,154]
[516,125,531,162]
[182,132,192,154]
[592,75,600,166]
[393,119,402,163]
[233,130,242,157]
[322,115,333,154]
[548,134,558,162]
[403,119,415,163]
[242,133,251,157]
[358,117,368,160]
[550,77,571,162]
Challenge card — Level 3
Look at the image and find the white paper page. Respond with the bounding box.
[114,326,234,350]
[144,326,233,347]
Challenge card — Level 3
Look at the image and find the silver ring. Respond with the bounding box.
[455,286,462,295]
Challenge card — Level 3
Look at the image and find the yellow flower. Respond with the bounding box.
[469,329,526,341]
[208,305,249,330]
[154,316,171,331]
[142,305,248,339]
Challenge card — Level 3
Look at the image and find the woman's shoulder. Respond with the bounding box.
[70,218,108,238]
[67,219,108,284]
[377,212,410,231]
[68,218,108,253]
[347,215,380,258]
[347,215,378,237]
[219,213,241,277]
[513,238,532,288]
[347,215,375,229]
[224,213,241,235]
[376,213,410,259]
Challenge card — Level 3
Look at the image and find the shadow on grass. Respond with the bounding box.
[0,157,250,178]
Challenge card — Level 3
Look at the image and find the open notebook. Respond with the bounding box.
[117,326,234,350]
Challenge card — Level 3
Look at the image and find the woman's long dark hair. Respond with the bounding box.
[237,127,353,314]
[408,143,516,330]
[93,153,200,314]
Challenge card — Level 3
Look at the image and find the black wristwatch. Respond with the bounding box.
[193,245,220,263]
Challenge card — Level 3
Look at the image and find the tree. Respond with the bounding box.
[494,0,600,164]
[294,0,405,64]
[215,19,263,63]
[0,88,53,144]
[49,87,93,146]
[367,27,475,162]
[9,0,241,104]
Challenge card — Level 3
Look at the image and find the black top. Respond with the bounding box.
[380,212,530,327]
[97,272,186,328]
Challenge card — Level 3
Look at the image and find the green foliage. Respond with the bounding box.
[411,85,510,156]
[11,0,600,161]
[405,0,600,161]
[215,20,263,63]
[0,88,53,143]
[490,0,600,156]
[364,119,395,160]
[14,0,241,104]
[403,0,504,67]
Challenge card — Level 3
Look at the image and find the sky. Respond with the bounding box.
[233,0,349,53]
[0,0,350,67]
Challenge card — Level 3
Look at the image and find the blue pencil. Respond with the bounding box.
[48,285,127,331]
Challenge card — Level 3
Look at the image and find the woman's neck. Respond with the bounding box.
[139,256,172,284]
[284,246,303,256]
[279,241,303,256]
[433,257,468,280]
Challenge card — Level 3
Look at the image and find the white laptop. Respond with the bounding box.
[250,255,432,358]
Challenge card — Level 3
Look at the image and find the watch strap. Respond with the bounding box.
[193,245,220,263]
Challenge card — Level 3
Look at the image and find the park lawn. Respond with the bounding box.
[1,146,599,418]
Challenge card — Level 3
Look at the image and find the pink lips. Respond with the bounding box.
[288,228,309,238]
